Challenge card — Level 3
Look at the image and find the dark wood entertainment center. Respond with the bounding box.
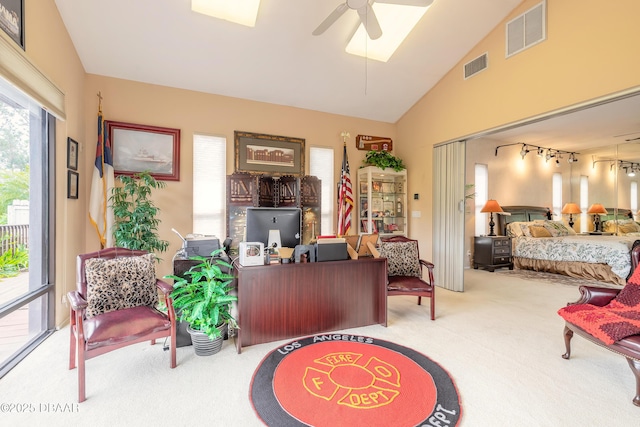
[234,257,387,353]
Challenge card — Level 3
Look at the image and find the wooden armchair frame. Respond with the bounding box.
[68,247,177,402]
[368,235,436,320]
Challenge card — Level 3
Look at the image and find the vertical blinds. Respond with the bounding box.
[193,134,226,238]
[310,146,334,235]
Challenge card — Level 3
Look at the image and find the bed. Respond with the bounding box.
[600,208,640,236]
[495,206,640,286]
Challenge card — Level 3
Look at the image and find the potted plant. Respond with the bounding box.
[110,171,169,254]
[164,250,237,356]
[362,150,406,171]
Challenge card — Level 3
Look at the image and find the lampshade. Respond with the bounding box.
[561,203,582,215]
[480,199,503,213]
[587,203,608,215]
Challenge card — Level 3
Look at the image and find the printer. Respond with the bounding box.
[184,235,220,258]
[172,228,221,259]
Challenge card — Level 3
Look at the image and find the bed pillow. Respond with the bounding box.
[506,221,530,237]
[540,220,575,236]
[619,222,640,234]
[84,253,158,318]
[529,225,552,238]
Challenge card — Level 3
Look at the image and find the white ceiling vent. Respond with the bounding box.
[506,1,546,58]
[464,53,488,80]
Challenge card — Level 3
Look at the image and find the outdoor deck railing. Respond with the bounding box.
[0,225,29,254]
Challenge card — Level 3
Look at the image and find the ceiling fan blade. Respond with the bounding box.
[358,4,382,40]
[374,0,434,6]
[312,3,349,36]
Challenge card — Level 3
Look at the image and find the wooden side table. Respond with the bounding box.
[473,236,513,272]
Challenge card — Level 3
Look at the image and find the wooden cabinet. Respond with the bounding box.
[357,166,407,237]
[226,173,321,253]
[473,236,513,272]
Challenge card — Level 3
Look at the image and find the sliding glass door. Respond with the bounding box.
[0,77,55,377]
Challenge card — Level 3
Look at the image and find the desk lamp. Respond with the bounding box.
[561,202,582,228]
[480,199,503,236]
[587,203,608,232]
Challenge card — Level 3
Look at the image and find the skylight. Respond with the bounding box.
[346,3,430,62]
[191,0,261,27]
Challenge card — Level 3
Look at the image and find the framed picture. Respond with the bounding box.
[67,170,79,199]
[234,131,305,176]
[0,0,24,50]
[67,137,78,170]
[359,182,368,194]
[360,198,368,215]
[106,121,180,181]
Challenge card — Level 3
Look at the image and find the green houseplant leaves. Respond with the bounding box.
[165,250,237,340]
[110,171,169,254]
[362,150,406,171]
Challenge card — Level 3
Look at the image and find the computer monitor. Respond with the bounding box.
[245,207,302,249]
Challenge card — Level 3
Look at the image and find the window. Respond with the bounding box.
[310,147,334,234]
[631,181,638,219]
[0,77,55,378]
[193,134,226,239]
[580,175,589,233]
[552,173,562,221]
[474,163,488,236]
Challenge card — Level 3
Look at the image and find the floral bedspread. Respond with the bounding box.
[513,235,639,279]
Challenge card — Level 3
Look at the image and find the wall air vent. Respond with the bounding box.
[464,53,488,80]
[506,1,546,58]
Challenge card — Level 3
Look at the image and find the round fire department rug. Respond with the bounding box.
[250,334,462,427]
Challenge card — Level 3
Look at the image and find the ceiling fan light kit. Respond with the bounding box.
[314,0,434,62]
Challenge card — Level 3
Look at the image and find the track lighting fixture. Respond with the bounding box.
[494,142,579,163]
[593,158,640,174]
[555,158,561,168]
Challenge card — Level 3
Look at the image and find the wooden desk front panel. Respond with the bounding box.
[236,257,387,351]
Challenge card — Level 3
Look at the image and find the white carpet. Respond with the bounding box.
[0,269,637,426]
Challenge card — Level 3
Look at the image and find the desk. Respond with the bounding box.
[235,257,387,353]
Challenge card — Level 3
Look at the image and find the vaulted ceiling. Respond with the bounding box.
[54,0,522,123]
[54,1,640,155]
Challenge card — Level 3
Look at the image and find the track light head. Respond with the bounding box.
[567,153,578,163]
[555,158,561,167]
[520,145,529,159]
[537,147,544,157]
[545,150,554,161]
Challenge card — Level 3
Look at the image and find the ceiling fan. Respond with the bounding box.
[312,0,434,40]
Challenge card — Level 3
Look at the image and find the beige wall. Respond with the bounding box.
[397,0,640,258]
[19,0,640,327]
[81,77,396,284]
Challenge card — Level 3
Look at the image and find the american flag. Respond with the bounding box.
[337,144,353,235]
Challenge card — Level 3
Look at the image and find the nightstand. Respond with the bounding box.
[473,236,513,272]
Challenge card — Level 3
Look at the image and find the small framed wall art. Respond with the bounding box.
[67,137,79,170]
[67,170,79,199]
